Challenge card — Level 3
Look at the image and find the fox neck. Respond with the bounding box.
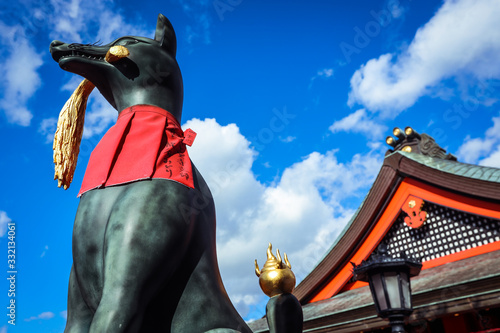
[103,77,184,122]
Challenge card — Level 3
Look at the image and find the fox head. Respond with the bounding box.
[50,14,183,119]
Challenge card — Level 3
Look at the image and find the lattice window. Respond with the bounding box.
[381,202,500,262]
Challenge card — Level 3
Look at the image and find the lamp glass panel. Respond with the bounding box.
[384,272,401,309]
[401,272,411,309]
[371,273,388,311]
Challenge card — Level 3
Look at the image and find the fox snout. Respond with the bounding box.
[50,40,64,48]
[49,40,64,61]
[50,40,111,64]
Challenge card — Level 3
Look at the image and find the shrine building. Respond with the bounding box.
[249,127,500,333]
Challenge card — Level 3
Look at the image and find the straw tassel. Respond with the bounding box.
[53,79,95,189]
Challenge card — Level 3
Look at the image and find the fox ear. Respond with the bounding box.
[154,14,177,56]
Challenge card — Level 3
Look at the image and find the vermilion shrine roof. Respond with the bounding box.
[294,129,500,303]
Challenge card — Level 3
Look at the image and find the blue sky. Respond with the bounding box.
[1,0,500,331]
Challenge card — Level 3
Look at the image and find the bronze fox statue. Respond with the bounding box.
[50,13,251,333]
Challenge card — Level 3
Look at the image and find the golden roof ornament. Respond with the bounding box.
[255,243,296,297]
[385,126,457,161]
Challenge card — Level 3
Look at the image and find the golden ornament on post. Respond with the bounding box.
[255,243,296,297]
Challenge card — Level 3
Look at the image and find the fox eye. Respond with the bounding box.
[116,39,139,46]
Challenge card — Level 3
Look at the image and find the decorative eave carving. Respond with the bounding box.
[401,195,427,229]
[385,127,457,161]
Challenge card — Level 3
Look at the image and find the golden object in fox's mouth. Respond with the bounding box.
[255,243,296,297]
[105,45,130,62]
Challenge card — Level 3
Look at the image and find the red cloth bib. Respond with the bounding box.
[78,104,195,197]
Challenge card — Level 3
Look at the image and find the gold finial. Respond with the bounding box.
[393,127,406,140]
[386,136,397,147]
[255,243,295,297]
[404,126,421,140]
[105,45,130,62]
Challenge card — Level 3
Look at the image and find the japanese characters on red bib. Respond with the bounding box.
[78,104,196,197]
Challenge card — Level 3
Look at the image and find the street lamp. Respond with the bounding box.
[353,244,422,333]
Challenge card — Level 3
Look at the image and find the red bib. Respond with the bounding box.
[78,105,195,197]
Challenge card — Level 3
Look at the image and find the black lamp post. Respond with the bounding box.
[353,244,422,333]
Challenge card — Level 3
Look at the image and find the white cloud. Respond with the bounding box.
[317,68,334,78]
[25,311,55,321]
[61,76,85,92]
[456,113,500,166]
[0,211,11,237]
[60,310,68,319]
[456,136,495,164]
[0,22,43,126]
[172,0,212,45]
[387,0,407,19]
[480,147,500,168]
[82,94,117,138]
[40,245,49,258]
[183,118,383,317]
[329,108,387,139]
[38,118,58,143]
[1,0,153,130]
[309,68,335,88]
[186,13,211,45]
[279,135,296,143]
[96,11,136,44]
[47,0,150,44]
[348,0,500,116]
[183,118,263,243]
